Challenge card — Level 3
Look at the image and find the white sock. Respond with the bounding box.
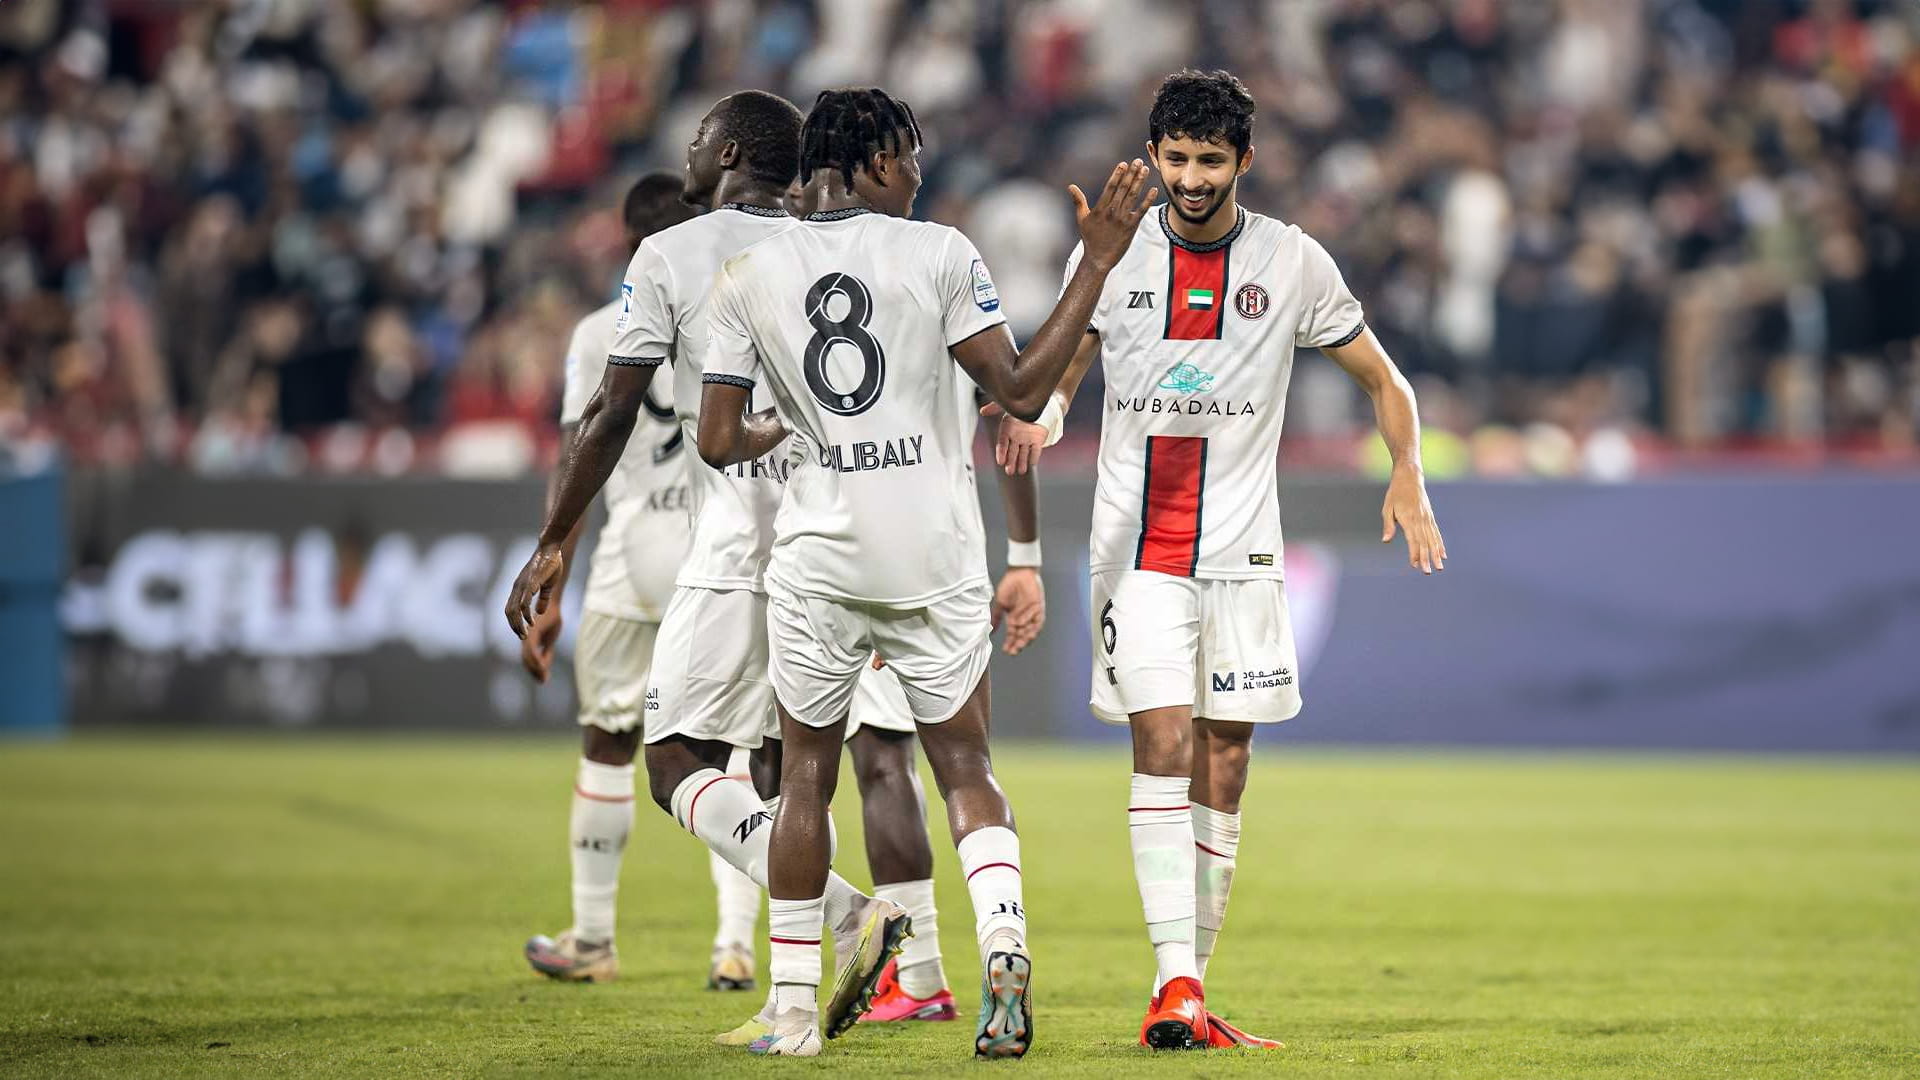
[875,879,945,998]
[711,848,760,951]
[957,826,1026,958]
[1191,802,1241,980]
[669,769,869,936]
[569,758,633,945]
[1129,773,1198,988]
[768,895,823,1018]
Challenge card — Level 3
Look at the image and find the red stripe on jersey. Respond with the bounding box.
[1164,244,1228,340]
[1134,435,1207,576]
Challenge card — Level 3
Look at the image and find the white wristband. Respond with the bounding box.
[1036,392,1067,447]
[1006,539,1042,568]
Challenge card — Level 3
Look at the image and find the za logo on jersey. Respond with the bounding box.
[1157,362,1217,394]
[614,282,635,332]
[971,259,1000,312]
[1127,291,1155,309]
[1235,283,1270,320]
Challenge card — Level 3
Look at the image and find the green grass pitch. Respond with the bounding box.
[1,735,1915,1078]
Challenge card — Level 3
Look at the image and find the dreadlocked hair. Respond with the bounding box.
[800,88,924,190]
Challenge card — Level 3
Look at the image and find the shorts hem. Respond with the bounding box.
[579,712,643,734]
[641,722,769,749]
[1089,695,1193,725]
[1196,703,1303,724]
[1089,700,1302,725]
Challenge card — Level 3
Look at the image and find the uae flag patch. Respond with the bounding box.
[1184,288,1215,310]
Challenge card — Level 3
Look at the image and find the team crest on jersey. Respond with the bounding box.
[1235,283,1269,320]
[971,259,1000,312]
[1157,362,1217,394]
[614,282,635,332]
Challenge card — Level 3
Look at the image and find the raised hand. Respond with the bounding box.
[1069,161,1158,271]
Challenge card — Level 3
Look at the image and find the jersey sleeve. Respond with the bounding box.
[607,240,674,367]
[937,228,1009,348]
[1295,232,1367,349]
[559,318,598,426]
[702,262,761,390]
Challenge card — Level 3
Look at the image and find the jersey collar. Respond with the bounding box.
[1159,204,1245,253]
[805,207,875,222]
[721,202,789,218]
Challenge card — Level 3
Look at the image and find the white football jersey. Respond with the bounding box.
[606,203,799,592]
[705,209,1007,605]
[561,299,690,622]
[1070,205,1365,581]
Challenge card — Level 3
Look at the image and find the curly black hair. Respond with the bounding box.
[1148,69,1256,158]
[800,87,923,189]
[710,90,806,187]
[622,172,696,240]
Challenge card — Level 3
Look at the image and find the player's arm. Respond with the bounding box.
[506,362,657,636]
[951,162,1157,422]
[990,457,1046,655]
[695,266,785,468]
[985,327,1101,475]
[520,420,592,682]
[1322,328,1447,575]
[696,387,787,468]
[507,245,677,638]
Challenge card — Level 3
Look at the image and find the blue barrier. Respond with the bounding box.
[1,468,65,735]
[57,469,1920,751]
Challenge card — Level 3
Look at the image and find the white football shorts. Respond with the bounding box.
[573,611,659,734]
[643,586,780,748]
[1089,569,1302,724]
[767,579,992,729]
[846,662,916,738]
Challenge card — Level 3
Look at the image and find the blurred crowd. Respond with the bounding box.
[3,0,1918,476]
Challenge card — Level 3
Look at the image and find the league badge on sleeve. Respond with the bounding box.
[614,282,635,332]
[971,259,1001,313]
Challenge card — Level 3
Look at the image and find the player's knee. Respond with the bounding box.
[926,747,994,803]
[642,750,692,814]
[582,725,639,766]
[850,732,913,796]
[1205,721,1254,768]
[1133,726,1192,776]
[644,771,678,814]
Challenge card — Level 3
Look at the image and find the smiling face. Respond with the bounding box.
[1148,132,1251,228]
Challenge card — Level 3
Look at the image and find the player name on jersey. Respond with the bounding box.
[716,453,794,482]
[815,434,926,473]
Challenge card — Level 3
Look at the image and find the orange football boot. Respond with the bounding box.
[1138,976,1208,1049]
[862,957,959,1021]
[1204,1010,1284,1049]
